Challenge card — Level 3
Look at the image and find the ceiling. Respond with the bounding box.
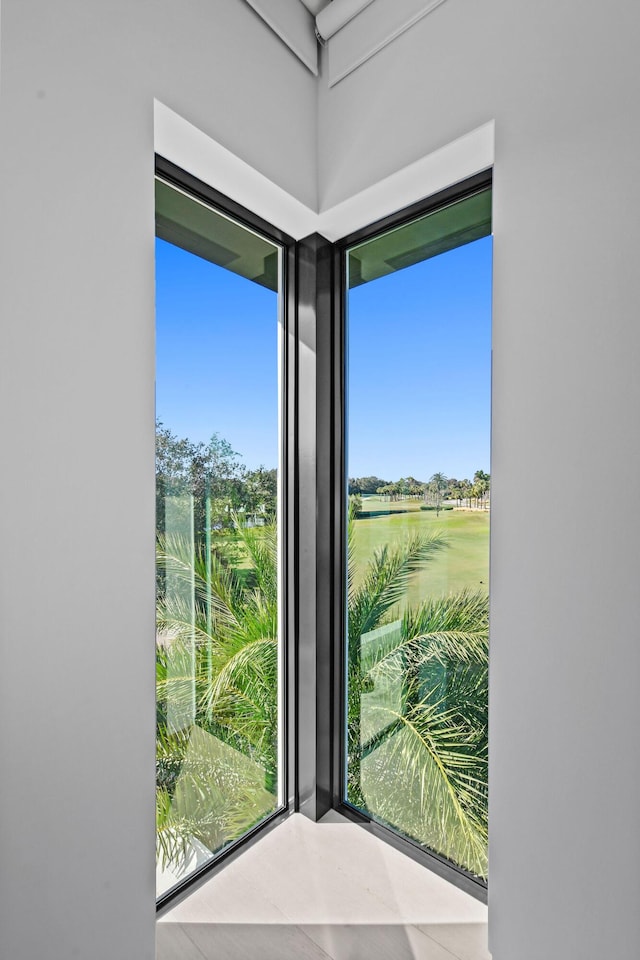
[298,0,331,15]
[245,0,447,87]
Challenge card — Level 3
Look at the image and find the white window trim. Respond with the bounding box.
[154,99,494,243]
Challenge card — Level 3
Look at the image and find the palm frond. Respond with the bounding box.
[348,532,448,646]
[156,723,278,872]
[157,531,243,634]
[156,503,489,881]
[232,520,278,605]
[359,591,488,676]
[357,697,488,877]
[205,637,278,746]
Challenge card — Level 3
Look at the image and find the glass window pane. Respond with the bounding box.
[155,179,283,899]
[345,187,492,881]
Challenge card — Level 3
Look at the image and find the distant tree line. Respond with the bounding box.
[349,470,490,513]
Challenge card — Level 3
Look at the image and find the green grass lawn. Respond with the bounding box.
[352,497,489,612]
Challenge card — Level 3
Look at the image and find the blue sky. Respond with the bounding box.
[347,236,492,481]
[155,237,279,470]
[156,234,492,480]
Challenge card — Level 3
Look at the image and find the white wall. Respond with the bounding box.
[0,2,315,959]
[319,2,640,957]
[3,1,640,958]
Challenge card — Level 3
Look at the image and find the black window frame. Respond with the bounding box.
[154,156,298,913]
[154,160,492,913]
[329,169,493,904]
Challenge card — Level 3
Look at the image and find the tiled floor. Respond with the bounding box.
[157,811,490,960]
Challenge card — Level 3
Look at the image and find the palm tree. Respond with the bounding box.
[347,584,488,878]
[155,522,280,872]
[156,513,488,880]
[427,471,449,515]
[345,497,487,878]
[473,469,490,510]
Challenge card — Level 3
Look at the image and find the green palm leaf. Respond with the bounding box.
[157,505,489,881]
[362,697,488,876]
[349,532,448,645]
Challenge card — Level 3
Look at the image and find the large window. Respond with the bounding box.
[343,180,492,883]
[153,163,491,906]
[155,170,286,900]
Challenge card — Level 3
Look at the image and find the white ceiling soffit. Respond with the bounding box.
[298,0,331,15]
[244,0,319,74]
[315,0,375,41]
[326,0,448,86]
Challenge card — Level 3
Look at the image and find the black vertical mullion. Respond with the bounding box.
[286,240,298,814]
[332,244,347,808]
[296,233,334,821]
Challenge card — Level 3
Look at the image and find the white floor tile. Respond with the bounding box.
[180,922,332,960]
[201,814,390,925]
[300,923,463,960]
[156,922,206,960]
[416,922,491,960]
[316,820,486,925]
[160,866,290,924]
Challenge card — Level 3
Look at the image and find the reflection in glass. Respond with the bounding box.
[155,179,282,898]
[345,188,492,880]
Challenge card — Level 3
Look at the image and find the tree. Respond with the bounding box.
[407,477,426,498]
[348,589,488,877]
[156,421,246,544]
[473,469,490,510]
[243,466,278,523]
[345,498,487,876]
[447,478,463,506]
[427,472,449,516]
[349,476,389,495]
[156,520,280,869]
[459,479,473,508]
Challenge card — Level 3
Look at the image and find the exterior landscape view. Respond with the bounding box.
[345,475,489,879]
